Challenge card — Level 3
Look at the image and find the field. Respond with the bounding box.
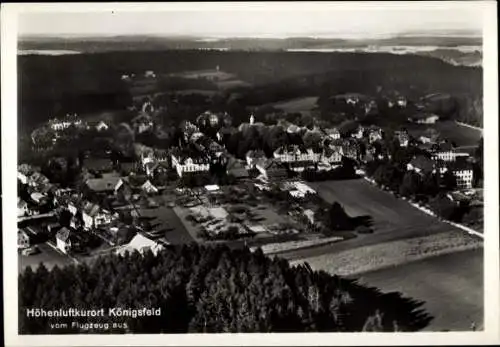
[281,179,469,261]
[18,243,75,274]
[355,248,483,331]
[407,120,482,147]
[168,69,250,90]
[138,206,194,245]
[290,230,482,276]
[268,96,318,114]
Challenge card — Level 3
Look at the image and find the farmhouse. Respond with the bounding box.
[56,227,81,254]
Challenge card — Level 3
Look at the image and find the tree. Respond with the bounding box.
[399,171,421,198]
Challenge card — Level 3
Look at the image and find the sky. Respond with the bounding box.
[17,2,485,38]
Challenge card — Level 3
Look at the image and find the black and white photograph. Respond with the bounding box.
[2,1,499,346]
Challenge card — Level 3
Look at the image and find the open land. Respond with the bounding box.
[268,96,318,114]
[18,243,75,274]
[354,248,483,331]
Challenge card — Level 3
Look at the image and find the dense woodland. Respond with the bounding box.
[19,245,432,334]
[19,50,483,132]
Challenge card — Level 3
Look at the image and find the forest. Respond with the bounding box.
[19,245,432,334]
[19,50,483,133]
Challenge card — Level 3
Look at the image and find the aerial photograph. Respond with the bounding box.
[14,2,486,336]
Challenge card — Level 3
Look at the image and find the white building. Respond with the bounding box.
[273,146,321,164]
[171,150,210,177]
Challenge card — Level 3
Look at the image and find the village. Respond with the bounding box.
[17,80,483,272]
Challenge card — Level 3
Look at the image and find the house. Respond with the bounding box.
[321,147,342,166]
[131,113,154,134]
[341,139,360,160]
[95,120,109,132]
[193,135,225,158]
[171,147,211,178]
[246,150,267,168]
[85,176,123,194]
[255,159,287,181]
[394,130,410,147]
[56,227,80,254]
[431,141,457,162]
[18,164,35,184]
[141,180,159,194]
[323,128,341,140]
[351,125,365,139]
[408,113,440,124]
[368,127,384,144]
[30,192,48,205]
[364,100,378,116]
[18,228,39,249]
[144,70,156,78]
[18,199,30,218]
[197,111,220,128]
[273,145,320,164]
[115,233,164,256]
[48,114,82,131]
[396,96,408,108]
[81,201,116,230]
[448,159,474,189]
[67,195,83,216]
[407,155,436,175]
[27,172,49,188]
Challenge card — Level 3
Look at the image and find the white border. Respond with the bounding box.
[2,2,499,346]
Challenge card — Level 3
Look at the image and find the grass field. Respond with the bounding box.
[269,96,318,113]
[281,178,469,261]
[407,120,482,147]
[355,248,483,331]
[18,243,74,274]
[290,230,482,276]
[308,178,438,230]
[138,206,194,245]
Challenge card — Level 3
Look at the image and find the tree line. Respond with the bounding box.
[19,244,432,334]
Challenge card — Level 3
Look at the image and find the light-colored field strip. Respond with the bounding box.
[290,230,482,276]
[252,236,344,255]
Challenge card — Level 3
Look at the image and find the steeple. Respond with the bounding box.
[249,114,255,125]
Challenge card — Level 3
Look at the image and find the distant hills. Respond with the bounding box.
[18,34,483,67]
